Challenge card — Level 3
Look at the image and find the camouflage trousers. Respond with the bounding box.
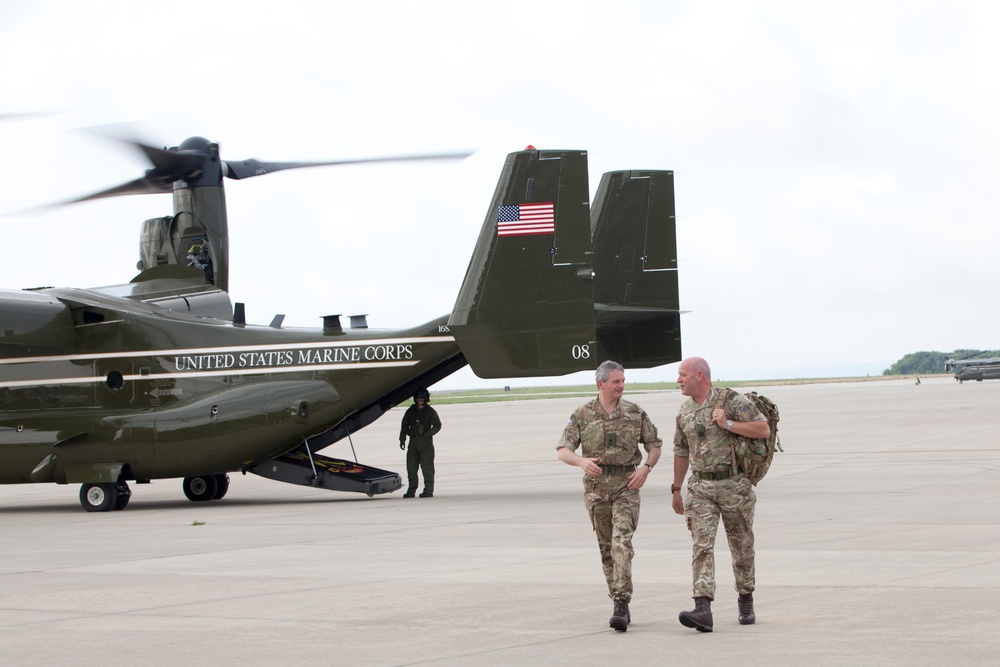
[684,474,755,600]
[583,473,640,602]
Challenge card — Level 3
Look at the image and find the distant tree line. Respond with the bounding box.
[883,349,1000,375]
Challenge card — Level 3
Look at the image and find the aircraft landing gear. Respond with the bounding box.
[213,473,230,500]
[79,480,132,512]
[80,483,116,512]
[183,474,230,502]
[183,475,218,501]
[113,481,131,510]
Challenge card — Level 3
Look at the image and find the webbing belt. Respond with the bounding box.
[693,469,734,481]
[600,465,636,476]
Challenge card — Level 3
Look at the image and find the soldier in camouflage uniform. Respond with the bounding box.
[558,360,662,632]
[672,357,770,632]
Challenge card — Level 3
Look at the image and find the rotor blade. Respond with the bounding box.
[222,150,474,180]
[60,175,173,205]
[78,126,207,174]
[129,140,207,176]
[53,136,208,206]
[5,174,172,216]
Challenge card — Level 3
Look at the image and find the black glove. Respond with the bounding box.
[399,440,406,450]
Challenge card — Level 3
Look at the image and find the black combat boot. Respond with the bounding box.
[610,598,630,631]
[738,593,755,625]
[419,490,433,498]
[679,596,713,632]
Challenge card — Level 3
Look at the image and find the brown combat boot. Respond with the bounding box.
[610,599,630,632]
[679,596,713,632]
[738,593,755,625]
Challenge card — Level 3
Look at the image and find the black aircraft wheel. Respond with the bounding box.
[80,483,118,512]
[183,475,219,502]
[113,481,131,511]
[213,473,230,500]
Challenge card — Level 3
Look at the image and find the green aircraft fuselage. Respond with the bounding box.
[0,290,461,485]
[0,142,681,511]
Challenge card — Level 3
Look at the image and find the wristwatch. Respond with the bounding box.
[671,484,681,494]
[726,419,734,430]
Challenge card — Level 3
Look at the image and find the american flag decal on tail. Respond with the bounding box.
[496,202,555,236]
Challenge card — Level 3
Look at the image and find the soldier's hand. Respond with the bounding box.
[399,440,406,450]
[580,457,602,477]
[627,465,649,491]
[672,492,685,515]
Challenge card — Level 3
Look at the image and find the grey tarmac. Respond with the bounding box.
[0,377,997,666]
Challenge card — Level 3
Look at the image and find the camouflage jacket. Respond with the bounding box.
[558,398,662,466]
[673,386,766,472]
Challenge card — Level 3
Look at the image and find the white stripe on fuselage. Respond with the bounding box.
[0,360,420,388]
[0,336,455,389]
[0,336,456,365]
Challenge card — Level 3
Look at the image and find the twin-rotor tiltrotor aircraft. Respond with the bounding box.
[0,135,681,511]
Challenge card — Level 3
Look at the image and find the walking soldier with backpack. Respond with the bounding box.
[672,357,772,632]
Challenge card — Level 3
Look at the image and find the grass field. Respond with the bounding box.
[427,374,950,405]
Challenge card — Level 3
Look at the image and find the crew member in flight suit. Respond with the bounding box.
[399,388,441,498]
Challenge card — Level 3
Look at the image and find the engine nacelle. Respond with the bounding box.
[0,289,76,355]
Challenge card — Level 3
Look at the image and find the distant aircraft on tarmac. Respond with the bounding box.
[945,357,1000,383]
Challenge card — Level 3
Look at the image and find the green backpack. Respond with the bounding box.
[715,389,782,486]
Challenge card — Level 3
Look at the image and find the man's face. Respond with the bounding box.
[598,369,625,403]
[415,396,426,407]
[677,362,696,396]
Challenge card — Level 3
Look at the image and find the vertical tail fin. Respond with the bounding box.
[449,149,594,378]
[591,169,681,368]
[448,150,681,379]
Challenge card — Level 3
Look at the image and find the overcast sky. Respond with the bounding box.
[2,0,997,389]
